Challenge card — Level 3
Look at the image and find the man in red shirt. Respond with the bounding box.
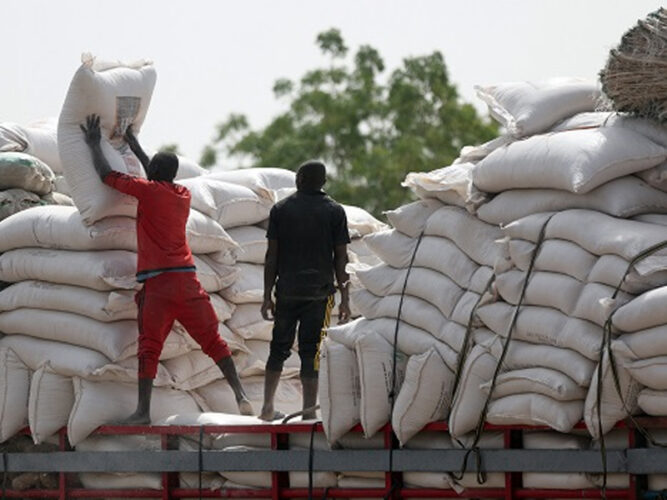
[81,114,253,423]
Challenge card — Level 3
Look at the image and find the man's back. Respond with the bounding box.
[104,172,194,273]
[267,190,349,299]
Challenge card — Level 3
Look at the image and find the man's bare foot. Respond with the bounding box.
[237,398,255,416]
[111,411,151,425]
[259,404,285,421]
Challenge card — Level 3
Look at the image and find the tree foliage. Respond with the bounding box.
[203,28,498,215]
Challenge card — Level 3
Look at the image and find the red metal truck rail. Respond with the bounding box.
[4,419,667,499]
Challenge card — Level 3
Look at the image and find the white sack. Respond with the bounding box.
[480,367,586,401]
[209,167,295,195]
[353,264,464,318]
[67,378,200,446]
[177,176,273,228]
[638,389,667,416]
[327,317,458,369]
[478,176,667,225]
[226,303,273,340]
[448,342,497,438]
[355,332,407,438]
[58,54,156,223]
[504,209,667,263]
[219,263,263,303]
[625,356,667,390]
[392,348,452,446]
[0,281,136,322]
[0,248,137,291]
[0,335,110,377]
[363,231,478,289]
[0,347,30,442]
[28,366,74,444]
[617,326,667,360]
[384,199,444,238]
[584,346,641,439]
[0,309,191,361]
[227,226,267,264]
[475,78,600,137]
[319,338,360,444]
[423,206,504,267]
[612,286,667,333]
[473,128,667,194]
[522,431,592,489]
[343,204,387,237]
[402,162,487,209]
[487,394,583,433]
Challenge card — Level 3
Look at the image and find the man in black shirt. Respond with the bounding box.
[260,160,351,421]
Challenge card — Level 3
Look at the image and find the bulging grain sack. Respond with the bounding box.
[0,281,137,322]
[219,263,263,303]
[178,176,273,228]
[392,348,452,446]
[480,367,586,402]
[67,378,200,446]
[487,394,583,433]
[0,309,192,361]
[402,162,487,209]
[423,206,504,267]
[353,263,464,317]
[475,78,600,137]
[319,338,361,444]
[0,335,110,377]
[584,346,641,439]
[477,176,667,225]
[625,356,667,390]
[343,204,387,237]
[355,332,407,438]
[473,127,667,194]
[617,326,667,360]
[0,248,137,291]
[226,303,273,340]
[612,285,667,332]
[28,365,74,444]
[384,199,444,238]
[0,152,54,194]
[363,231,478,288]
[58,54,156,224]
[0,347,30,442]
[239,339,299,378]
[448,342,497,438]
[227,226,267,264]
[209,167,296,196]
[638,388,667,416]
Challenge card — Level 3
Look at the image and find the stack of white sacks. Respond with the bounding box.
[0,55,389,491]
[0,119,73,220]
[320,77,667,491]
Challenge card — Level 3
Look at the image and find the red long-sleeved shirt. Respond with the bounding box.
[104,172,195,274]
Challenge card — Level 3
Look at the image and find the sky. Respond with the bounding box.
[2,0,663,165]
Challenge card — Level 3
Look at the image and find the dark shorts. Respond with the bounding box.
[266,295,334,378]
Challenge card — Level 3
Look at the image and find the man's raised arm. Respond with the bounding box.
[80,114,112,181]
[124,124,151,173]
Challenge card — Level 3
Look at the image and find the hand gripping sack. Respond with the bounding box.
[58,53,157,224]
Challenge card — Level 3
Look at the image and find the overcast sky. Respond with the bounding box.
[2,0,662,165]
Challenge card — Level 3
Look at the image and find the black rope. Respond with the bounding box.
[320,486,330,500]
[383,230,425,499]
[453,214,554,484]
[450,274,496,403]
[198,425,204,500]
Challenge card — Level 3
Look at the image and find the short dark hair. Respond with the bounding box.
[147,152,179,182]
[297,160,326,190]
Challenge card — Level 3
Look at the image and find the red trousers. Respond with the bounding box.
[135,271,231,379]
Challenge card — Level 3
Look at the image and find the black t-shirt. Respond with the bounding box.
[267,190,350,299]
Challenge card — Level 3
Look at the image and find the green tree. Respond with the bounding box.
[203,28,498,215]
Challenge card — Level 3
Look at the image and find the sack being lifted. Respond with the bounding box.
[58,53,157,224]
